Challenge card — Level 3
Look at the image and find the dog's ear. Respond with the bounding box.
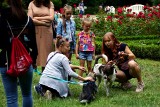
[103,64,114,75]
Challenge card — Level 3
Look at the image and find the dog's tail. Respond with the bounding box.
[94,54,108,65]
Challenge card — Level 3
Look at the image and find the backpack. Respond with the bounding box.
[79,80,97,104]
[6,17,33,77]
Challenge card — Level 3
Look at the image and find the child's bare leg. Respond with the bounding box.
[79,59,85,76]
[87,61,92,74]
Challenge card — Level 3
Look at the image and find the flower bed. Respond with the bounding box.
[74,4,160,37]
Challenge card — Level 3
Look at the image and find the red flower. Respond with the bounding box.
[123,6,126,9]
[143,6,148,10]
[148,7,152,12]
[148,13,153,18]
[86,14,90,18]
[60,8,64,14]
[127,9,132,12]
[139,12,143,15]
[73,4,77,8]
[119,16,124,19]
[126,14,134,18]
[133,12,136,14]
[141,14,145,19]
[137,12,145,18]
[117,20,122,25]
[79,14,83,18]
[117,7,123,14]
[96,20,99,24]
[107,16,112,21]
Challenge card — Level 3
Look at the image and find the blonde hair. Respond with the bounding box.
[62,5,73,33]
[82,18,92,26]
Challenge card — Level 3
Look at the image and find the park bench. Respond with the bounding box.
[126,4,144,14]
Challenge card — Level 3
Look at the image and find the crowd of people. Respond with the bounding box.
[0,0,144,107]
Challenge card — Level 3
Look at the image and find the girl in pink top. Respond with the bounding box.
[76,18,95,76]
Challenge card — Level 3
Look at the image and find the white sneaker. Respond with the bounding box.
[136,82,145,92]
[44,90,52,100]
[80,99,88,104]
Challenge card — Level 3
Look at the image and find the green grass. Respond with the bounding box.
[0,55,160,107]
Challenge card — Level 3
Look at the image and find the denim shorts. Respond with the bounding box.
[79,51,93,61]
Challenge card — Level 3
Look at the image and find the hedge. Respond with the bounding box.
[95,37,160,60]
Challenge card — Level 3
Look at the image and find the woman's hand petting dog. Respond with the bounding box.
[84,76,95,81]
[118,51,129,62]
[107,60,114,65]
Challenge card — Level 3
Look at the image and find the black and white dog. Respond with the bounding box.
[93,54,117,96]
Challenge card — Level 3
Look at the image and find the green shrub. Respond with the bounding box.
[94,36,160,60]
[129,44,160,60]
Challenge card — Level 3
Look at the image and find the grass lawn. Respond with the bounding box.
[0,54,160,107]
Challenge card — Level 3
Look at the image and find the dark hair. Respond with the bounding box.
[101,32,120,60]
[33,0,51,8]
[6,0,26,20]
[56,36,69,48]
[62,5,72,33]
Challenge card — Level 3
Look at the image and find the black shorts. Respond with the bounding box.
[122,69,134,80]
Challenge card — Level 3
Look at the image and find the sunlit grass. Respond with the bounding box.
[0,55,160,107]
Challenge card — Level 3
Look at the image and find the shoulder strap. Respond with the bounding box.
[46,52,59,65]
[6,16,29,38]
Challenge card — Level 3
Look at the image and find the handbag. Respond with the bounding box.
[6,17,33,77]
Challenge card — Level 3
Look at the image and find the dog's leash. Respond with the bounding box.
[33,69,87,86]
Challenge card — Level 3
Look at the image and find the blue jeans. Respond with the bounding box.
[80,10,84,15]
[0,66,33,107]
